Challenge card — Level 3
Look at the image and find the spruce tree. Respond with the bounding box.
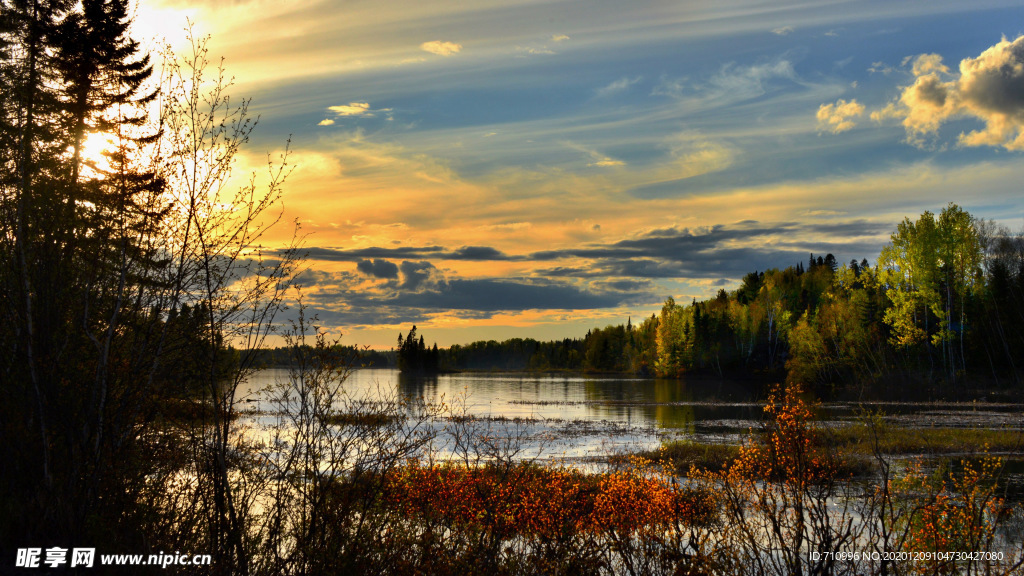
[0,0,168,550]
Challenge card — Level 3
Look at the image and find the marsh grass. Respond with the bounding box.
[325,411,403,427]
[157,397,241,423]
[639,419,1024,483]
[826,422,1024,456]
[632,440,740,474]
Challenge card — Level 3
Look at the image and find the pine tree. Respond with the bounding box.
[57,0,155,177]
[824,253,837,272]
[1,0,171,549]
[396,325,441,374]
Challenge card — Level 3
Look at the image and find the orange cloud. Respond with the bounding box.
[816,99,864,134]
[420,40,462,56]
[328,102,372,116]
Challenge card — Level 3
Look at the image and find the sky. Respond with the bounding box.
[134,0,1024,348]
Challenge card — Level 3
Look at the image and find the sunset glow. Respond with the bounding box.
[139,0,1024,348]
[80,132,115,175]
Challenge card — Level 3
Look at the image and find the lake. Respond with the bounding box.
[238,368,1024,467]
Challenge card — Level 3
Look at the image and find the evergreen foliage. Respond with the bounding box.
[397,325,440,374]
[1,9,299,568]
[1,0,172,550]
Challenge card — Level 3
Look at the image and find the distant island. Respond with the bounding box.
[396,325,441,374]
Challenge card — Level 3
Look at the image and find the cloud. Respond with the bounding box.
[477,221,531,232]
[356,258,399,279]
[654,58,797,104]
[451,246,513,260]
[868,61,897,75]
[328,102,372,116]
[596,75,642,97]
[400,260,440,290]
[320,103,393,125]
[516,34,570,56]
[709,59,797,101]
[907,53,948,76]
[294,268,654,326]
[282,214,897,330]
[879,67,956,140]
[564,141,627,167]
[772,26,794,36]
[651,76,688,99]
[957,36,1024,148]
[297,244,517,262]
[420,40,462,56]
[298,220,890,283]
[590,159,625,167]
[288,268,338,288]
[664,131,735,177]
[622,131,737,197]
[397,278,648,312]
[302,246,444,261]
[872,36,1024,150]
[816,98,865,133]
[516,45,556,56]
[530,220,890,279]
[596,278,655,292]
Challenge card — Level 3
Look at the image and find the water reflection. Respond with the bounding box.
[242,369,765,431]
[396,372,439,399]
[239,369,1024,460]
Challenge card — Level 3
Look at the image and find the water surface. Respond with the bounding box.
[238,368,1024,464]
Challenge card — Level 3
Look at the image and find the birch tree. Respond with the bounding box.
[879,204,983,378]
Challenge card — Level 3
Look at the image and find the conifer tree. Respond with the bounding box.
[1,6,300,560]
[0,0,172,549]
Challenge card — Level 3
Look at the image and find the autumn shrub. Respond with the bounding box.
[861,455,1018,576]
[696,384,864,576]
[595,458,725,576]
[380,459,720,575]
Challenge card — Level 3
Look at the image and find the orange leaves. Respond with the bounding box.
[385,460,714,539]
[723,384,845,486]
[593,468,676,534]
[895,455,1010,575]
[373,461,724,574]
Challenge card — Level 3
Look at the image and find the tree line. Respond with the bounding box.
[250,343,393,369]
[643,203,1024,390]
[404,204,1024,391]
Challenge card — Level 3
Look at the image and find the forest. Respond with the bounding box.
[3,2,1024,575]
[411,206,1024,395]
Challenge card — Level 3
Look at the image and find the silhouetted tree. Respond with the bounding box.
[397,325,439,374]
